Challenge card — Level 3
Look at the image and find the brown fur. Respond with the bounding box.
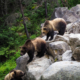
[4,70,25,80]
[41,18,66,40]
[20,37,46,63]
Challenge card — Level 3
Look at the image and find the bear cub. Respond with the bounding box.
[41,18,66,40]
[4,69,25,80]
[20,37,46,63]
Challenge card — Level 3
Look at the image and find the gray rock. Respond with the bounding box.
[66,19,80,33]
[54,35,69,44]
[47,41,71,61]
[68,34,80,52]
[63,10,79,24]
[25,56,52,80]
[41,61,80,80]
[62,50,73,61]
[66,23,73,33]
[51,7,68,19]
[70,4,80,17]
[69,33,80,39]
[15,53,29,72]
[15,53,29,80]
[51,7,79,24]
[73,47,80,61]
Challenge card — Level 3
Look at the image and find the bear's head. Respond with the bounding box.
[13,70,25,78]
[4,69,25,80]
[20,40,32,56]
[41,20,51,35]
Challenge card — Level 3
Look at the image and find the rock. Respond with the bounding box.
[72,47,80,61]
[15,53,29,80]
[69,37,78,51]
[66,19,80,33]
[54,35,69,44]
[66,23,73,33]
[70,4,80,17]
[51,6,79,24]
[63,10,79,24]
[68,34,80,52]
[62,50,73,61]
[41,61,80,80]
[15,53,29,72]
[69,33,80,40]
[25,56,52,80]
[47,41,71,61]
[51,7,68,19]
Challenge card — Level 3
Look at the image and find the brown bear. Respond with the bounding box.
[41,18,66,40]
[20,37,46,63]
[4,69,25,80]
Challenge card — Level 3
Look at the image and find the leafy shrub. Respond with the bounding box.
[58,0,80,8]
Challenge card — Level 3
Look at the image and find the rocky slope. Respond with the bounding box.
[15,4,80,80]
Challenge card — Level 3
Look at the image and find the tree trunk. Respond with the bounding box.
[4,0,8,15]
[1,0,4,16]
[19,0,30,39]
[45,0,48,18]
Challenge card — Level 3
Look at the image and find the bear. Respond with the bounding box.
[4,69,25,80]
[41,18,66,41]
[20,37,46,63]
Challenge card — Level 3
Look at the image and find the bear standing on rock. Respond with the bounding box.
[20,37,46,63]
[41,18,66,41]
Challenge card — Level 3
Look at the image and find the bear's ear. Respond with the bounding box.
[44,20,49,26]
[25,40,31,44]
[14,70,16,75]
[13,70,16,77]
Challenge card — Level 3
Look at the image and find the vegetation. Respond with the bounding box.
[0,0,80,80]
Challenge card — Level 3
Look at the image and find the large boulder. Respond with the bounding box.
[51,7,79,24]
[68,34,80,52]
[15,53,29,80]
[69,33,80,39]
[66,19,80,33]
[66,23,73,33]
[62,50,73,61]
[47,41,71,61]
[51,4,80,24]
[54,35,69,44]
[72,47,80,61]
[25,56,52,80]
[41,61,80,80]
[51,7,68,19]
[15,53,29,72]
[70,4,80,17]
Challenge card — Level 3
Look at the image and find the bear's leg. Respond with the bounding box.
[37,44,46,57]
[36,52,42,57]
[11,78,16,80]
[37,51,45,57]
[27,51,34,63]
[46,34,49,41]
[58,28,65,35]
[49,32,54,40]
